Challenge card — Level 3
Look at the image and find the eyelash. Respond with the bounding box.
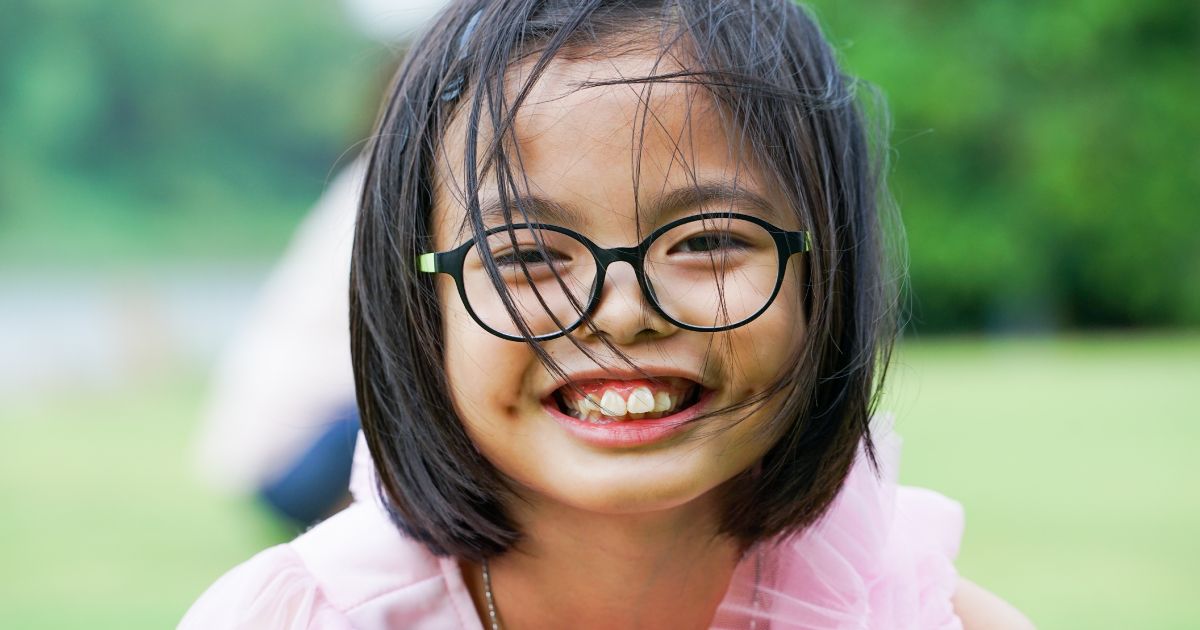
[492,247,566,267]
[670,232,752,254]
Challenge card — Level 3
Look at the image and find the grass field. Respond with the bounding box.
[1,334,1197,628]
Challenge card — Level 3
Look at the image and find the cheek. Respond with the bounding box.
[724,279,806,397]
[440,278,485,401]
[438,278,531,420]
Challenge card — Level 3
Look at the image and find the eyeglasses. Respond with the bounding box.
[418,212,811,342]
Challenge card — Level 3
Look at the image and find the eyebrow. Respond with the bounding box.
[479,195,585,227]
[477,181,779,227]
[649,182,779,223]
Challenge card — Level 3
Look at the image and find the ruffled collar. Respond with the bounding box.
[349,415,963,629]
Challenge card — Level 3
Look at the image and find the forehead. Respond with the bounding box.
[432,48,780,244]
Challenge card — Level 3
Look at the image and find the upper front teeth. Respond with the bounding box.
[600,390,627,416]
[627,387,655,414]
[574,386,678,418]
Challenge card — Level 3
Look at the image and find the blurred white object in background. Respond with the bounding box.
[192,161,364,494]
[191,0,451,508]
[340,0,452,42]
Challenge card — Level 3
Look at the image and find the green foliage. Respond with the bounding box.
[0,0,383,264]
[808,0,1200,329]
[1,1,1195,329]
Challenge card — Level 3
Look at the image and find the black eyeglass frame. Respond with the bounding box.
[418,212,811,342]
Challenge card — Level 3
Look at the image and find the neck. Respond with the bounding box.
[462,492,748,630]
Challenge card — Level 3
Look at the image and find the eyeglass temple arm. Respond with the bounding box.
[783,231,812,255]
[418,243,472,274]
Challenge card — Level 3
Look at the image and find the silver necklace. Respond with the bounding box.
[481,550,763,630]
[481,557,501,630]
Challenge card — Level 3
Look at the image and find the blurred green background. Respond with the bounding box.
[1,0,1196,628]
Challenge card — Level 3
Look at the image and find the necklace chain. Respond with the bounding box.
[481,557,500,630]
[481,551,762,630]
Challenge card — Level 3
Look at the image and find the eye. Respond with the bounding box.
[671,232,751,254]
[492,247,567,268]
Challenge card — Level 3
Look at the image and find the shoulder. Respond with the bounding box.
[753,456,970,627]
[181,503,472,629]
[953,577,1037,629]
[180,544,354,629]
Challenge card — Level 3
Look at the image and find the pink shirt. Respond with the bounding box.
[182,419,964,629]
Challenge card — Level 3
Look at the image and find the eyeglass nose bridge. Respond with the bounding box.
[591,244,643,269]
[581,243,665,320]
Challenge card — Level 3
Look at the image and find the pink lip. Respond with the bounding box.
[542,389,716,449]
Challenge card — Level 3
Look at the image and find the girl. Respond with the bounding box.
[184,1,1032,627]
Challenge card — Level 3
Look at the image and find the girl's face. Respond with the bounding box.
[431,52,805,519]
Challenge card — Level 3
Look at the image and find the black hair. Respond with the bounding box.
[351,0,899,562]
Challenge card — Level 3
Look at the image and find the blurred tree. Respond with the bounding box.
[810,0,1200,330]
[1,0,1195,330]
[0,0,383,263]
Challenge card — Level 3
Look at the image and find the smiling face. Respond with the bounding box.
[430,50,806,520]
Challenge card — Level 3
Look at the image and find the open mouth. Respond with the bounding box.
[550,377,706,424]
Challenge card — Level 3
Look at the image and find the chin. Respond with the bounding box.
[542,465,728,516]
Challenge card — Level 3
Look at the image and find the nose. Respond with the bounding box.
[574,262,676,345]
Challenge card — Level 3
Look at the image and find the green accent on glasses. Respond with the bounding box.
[418,252,438,273]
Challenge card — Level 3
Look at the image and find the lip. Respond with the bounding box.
[542,388,716,449]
